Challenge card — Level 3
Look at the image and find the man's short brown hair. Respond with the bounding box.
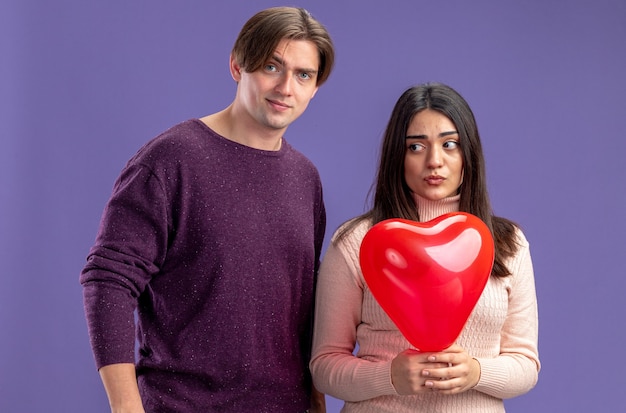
[231,7,335,86]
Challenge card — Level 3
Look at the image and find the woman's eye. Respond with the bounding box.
[443,140,459,150]
[408,143,425,152]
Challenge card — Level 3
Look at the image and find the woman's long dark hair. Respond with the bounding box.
[338,82,519,277]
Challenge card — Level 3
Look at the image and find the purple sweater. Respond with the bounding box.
[80,119,326,412]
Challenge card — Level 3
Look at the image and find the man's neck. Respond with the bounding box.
[200,106,284,151]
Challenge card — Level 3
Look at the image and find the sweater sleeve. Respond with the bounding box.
[80,163,169,369]
[473,231,541,398]
[310,235,398,402]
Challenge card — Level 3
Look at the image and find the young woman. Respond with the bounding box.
[310,83,540,412]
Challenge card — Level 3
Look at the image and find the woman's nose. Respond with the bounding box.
[427,147,444,168]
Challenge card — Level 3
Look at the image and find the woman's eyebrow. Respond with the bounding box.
[405,130,458,140]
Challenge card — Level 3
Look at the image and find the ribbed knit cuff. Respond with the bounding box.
[366,359,399,397]
[472,357,508,394]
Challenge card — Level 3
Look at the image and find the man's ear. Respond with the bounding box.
[229,54,242,82]
[311,86,319,99]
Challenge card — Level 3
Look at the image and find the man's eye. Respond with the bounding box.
[264,64,278,72]
[298,72,311,80]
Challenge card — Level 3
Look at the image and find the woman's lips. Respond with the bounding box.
[425,176,445,185]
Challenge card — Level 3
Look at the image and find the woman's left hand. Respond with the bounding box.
[308,384,326,413]
[420,345,481,395]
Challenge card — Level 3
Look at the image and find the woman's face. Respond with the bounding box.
[403,109,464,201]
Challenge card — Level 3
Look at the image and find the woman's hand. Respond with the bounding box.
[391,349,449,395]
[391,345,481,396]
[309,384,326,413]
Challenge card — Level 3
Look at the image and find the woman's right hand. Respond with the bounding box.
[390,349,449,395]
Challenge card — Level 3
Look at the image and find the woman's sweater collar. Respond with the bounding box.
[411,193,460,222]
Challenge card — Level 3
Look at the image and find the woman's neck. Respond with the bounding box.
[411,193,460,222]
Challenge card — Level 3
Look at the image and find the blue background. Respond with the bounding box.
[1,0,625,411]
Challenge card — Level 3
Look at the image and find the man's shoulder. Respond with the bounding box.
[149,119,208,148]
[129,119,211,163]
[282,141,319,172]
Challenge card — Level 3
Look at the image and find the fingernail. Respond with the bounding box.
[428,356,436,362]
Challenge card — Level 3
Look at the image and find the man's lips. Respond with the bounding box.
[267,98,291,111]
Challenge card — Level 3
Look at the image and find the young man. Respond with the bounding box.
[80,7,335,412]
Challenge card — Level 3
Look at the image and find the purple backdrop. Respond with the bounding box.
[1,0,625,412]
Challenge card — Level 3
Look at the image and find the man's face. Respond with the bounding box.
[233,39,320,133]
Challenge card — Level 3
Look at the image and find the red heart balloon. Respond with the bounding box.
[359,212,494,351]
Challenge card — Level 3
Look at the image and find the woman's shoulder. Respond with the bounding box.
[331,216,372,246]
[492,216,529,246]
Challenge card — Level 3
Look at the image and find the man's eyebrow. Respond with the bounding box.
[269,54,318,74]
[270,54,284,66]
[405,130,458,139]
